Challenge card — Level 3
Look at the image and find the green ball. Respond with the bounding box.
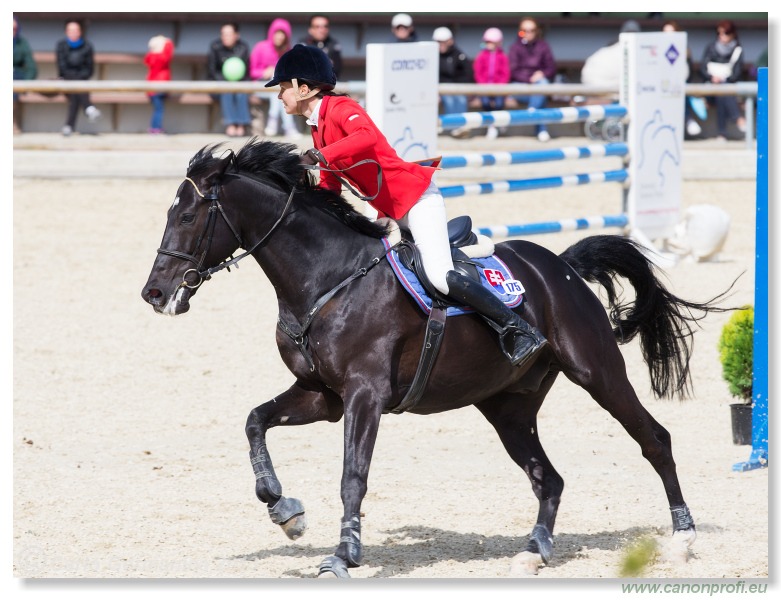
[222,57,246,81]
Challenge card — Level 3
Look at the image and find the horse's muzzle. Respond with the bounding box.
[141,284,191,316]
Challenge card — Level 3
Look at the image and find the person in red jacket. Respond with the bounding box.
[144,35,174,134]
[265,44,547,368]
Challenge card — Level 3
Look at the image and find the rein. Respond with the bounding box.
[159,169,403,377]
[156,175,296,289]
[277,243,396,371]
[303,158,382,202]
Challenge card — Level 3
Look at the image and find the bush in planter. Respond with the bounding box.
[718,306,753,402]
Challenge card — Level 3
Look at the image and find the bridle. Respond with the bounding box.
[156,174,296,291]
[157,170,398,372]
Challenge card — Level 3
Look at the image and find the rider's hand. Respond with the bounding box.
[300,148,325,166]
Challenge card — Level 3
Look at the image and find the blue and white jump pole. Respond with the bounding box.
[439,105,628,132]
[733,67,768,472]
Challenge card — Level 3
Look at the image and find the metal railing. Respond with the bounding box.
[13,80,758,145]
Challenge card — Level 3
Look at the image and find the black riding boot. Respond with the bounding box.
[445,270,547,368]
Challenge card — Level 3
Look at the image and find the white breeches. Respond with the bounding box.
[397,181,454,295]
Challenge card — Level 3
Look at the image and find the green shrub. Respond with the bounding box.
[619,536,658,577]
[718,307,754,402]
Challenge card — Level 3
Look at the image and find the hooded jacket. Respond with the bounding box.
[250,18,292,81]
[144,37,174,95]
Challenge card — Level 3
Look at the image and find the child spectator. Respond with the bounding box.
[473,27,509,139]
[144,35,173,134]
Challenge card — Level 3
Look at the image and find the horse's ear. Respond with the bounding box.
[200,152,235,191]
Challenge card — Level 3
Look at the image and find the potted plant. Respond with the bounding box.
[718,306,754,445]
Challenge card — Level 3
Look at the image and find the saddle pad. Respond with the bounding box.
[383,237,524,316]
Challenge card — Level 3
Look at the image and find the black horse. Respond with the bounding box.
[141,140,726,577]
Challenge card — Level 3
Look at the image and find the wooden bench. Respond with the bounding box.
[17,89,217,131]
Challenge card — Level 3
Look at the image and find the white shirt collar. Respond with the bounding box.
[306,99,323,127]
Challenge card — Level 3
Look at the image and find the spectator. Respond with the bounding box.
[298,14,342,78]
[433,26,472,132]
[208,22,251,137]
[55,19,101,137]
[473,27,510,139]
[144,35,173,134]
[389,13,418,43]
[250,18,300,139]
[580,20,641,91]
[508,16,556,142]
[699,19,746,141]
[13,15,37,135]
[662,20,702,137]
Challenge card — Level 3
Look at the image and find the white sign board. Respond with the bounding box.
[366,42,439,163]
[620,32,686,241]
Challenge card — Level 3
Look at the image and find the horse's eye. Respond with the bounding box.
[181,213,196,224]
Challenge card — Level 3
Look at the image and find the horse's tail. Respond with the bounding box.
[559,234,735,399]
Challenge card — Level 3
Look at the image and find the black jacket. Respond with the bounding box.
[699,41,745,83]
[56,38,95,80]
[438,44,472,84]
[207,38,251,81]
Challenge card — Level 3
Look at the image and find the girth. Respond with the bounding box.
[278,215,486,415]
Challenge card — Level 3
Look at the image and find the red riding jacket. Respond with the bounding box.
[310,95,436,219]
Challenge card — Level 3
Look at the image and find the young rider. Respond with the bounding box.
[266,44,547,368]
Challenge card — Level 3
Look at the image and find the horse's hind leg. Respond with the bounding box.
[245,379,342,540]
[573,358,697,559]
[475,378,562,576]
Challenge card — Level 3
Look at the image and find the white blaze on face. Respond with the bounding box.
[171,196,180,209]
[161,286,188,316]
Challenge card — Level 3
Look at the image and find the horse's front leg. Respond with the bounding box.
[246,379,343,540]
[318,394,384,578]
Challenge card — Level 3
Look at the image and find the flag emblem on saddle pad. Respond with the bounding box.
[483,268,525,296]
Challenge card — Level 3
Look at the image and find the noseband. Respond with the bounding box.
[157,175,296,290]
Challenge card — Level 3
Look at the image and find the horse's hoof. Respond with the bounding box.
[269,496,306,539]
[280,512,307,540]
[318,555,350,578]
[663,528,696,564]
[509,551,544,576]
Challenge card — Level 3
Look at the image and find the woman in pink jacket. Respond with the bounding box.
[250,18,300,138]
[473,27,510,139]
[265,44,547,368]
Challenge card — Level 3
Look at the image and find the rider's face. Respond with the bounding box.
[278,82,307,115]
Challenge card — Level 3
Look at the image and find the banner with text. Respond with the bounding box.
[366,42,439,163]
[621,31,687,240]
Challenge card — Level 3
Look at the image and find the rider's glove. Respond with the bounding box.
[300,148,326,166]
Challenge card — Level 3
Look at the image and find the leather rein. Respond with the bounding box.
[156,175,296,290]
[157,173,397,370]
[157,170,432,414]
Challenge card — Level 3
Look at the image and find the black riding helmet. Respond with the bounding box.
[265,44,336,90]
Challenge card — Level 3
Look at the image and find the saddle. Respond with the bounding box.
[395,215,481,302]
[384,216,524,415]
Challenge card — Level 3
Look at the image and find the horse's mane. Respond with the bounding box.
[187,138,389,240]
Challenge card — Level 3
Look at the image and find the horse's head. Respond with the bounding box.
[141,148,242,316]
